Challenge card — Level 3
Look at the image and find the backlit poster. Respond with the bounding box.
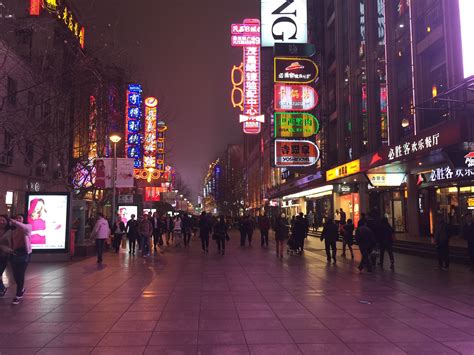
[26,193,70,251]
[117,205,138,224]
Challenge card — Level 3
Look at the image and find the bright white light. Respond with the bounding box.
[459,0,474,78]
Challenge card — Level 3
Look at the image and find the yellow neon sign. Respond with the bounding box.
[326,159,361,181]
[231,63,244,111]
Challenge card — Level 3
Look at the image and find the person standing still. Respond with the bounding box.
[274,213,290,258]
[91,213,110,263]
[259,213,270,247]
[126,214,139,254]
[138,214,153,257]
[307,210,315,231]
[9,215,32,305]
[434,214,450,270]
[199,212,211,253]
[321,218,338,263]
[462,212,474,271]
[111,217,126,253]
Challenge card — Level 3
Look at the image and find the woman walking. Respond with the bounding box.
[275,213,290,258]
[111,217,126,253]
[173,215,183,247]
[91,213,110,263]
[9,215,32,305]
[0,215,13,297]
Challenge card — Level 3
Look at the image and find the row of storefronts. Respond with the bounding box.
[269,119,474,241]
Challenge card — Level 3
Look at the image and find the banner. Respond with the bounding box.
[274,84,318,111]
[274,57,318,84]
[274,112,319,138]
[274,139,320,167]
[94,158,134,188]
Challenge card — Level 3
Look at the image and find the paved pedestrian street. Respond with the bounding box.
[1,230,474,355]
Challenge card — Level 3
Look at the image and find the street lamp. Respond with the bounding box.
[109,134,121,224]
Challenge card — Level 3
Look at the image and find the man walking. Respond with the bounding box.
[138,213,153,257]
[91,213,110,263]
[126,214,139,254]
[152,212,163,253]
[462,212,474,271]
[199,212,211,253]
[356,224,376,272]
[435,214,450,270]
[321,218,338,263]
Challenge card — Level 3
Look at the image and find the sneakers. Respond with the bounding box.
[12,289,25,305]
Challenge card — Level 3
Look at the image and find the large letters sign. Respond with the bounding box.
[261,0,308,47]
[125,84,143,169]
[274,112,319,138]
[274,139,319,167]
[274,83,318,111]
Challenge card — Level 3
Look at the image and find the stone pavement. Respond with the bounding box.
[1,230,474,355]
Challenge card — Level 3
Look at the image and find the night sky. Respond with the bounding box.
[71,0,259,201]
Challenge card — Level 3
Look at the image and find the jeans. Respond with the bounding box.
[437,242,449,268]
[153,230,162,250]
[113,234,122,253]
[142,236,150,255]
[216,238,225,253]
[342,241,354,256]
[0,256,8,292]
[128,238,136,253]
[324,239,337,261]
[247,231,253,245]
[260,229,269,246]
[201,235,209,251]
[183,230,192,247]
[240,231,246,246]
[96,239,105,262]
[359,248,372,271]
[380,244,394,265]
[10,250,30,296]
[137,235,144,251]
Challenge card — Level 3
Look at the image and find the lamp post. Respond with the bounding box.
[109,134,121,224]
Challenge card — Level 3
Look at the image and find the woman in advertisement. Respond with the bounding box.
[27,198,47,245]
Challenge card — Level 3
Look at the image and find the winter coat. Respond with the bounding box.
[342,223,354,245]
[321,222,338,243]
[213,221,228,240]
[292,217,307,242]
[462,222,474,244]
[275,217,290,241]
[111,222,126,236]
[434,221,449,245]
[92,217,110,240]
[379,222,394,247]
[126,219,139,240]
[355,225,376,250]
[199,217,211,238]
[138,219,153,238]
[258,216,271,231]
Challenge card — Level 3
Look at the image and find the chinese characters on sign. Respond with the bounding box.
[274,112,319,138]
[126,84,143,169]
[143,97,158,169]
[231,19,263,134]
[274,139,320,167]
[274,57,319,84]
[387,133,440,161]
[274,84,318,111]
[367,173,406,187]
[428,166,474,182]
[326,160,361,181]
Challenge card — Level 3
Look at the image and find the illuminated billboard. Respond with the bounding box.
[261,0,308,47]
[274,112,319,138]
[459,0,474,78]
[274,139,320,167]
[125,84,143,169]
[231,19,263,134]
[274,84,318,111]
[274,57,319,84]
[143,97,158,169]
[26,193,70,252]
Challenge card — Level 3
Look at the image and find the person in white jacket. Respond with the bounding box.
[91,213,110,263]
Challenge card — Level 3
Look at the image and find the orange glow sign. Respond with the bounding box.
[30,0,40,15]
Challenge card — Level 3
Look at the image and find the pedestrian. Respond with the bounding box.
[152,212,163,253]
[244,215,255,246]
[165,214,174,245]
[182,214,192,247]
[274,213,290,258]
[366,212,381,267]
[339,208,347,225]
[138,213,153,256]
[258,213,270,247]
[292,213,306,255]
[0,215,13,297]
[434,213,450,270]
[355,224,376,272]
[462,212,474,271]
[173,215,183,247]
[358,213,367,228]
[111,217,126,253]
[199,212,211,253]
[9,215,32,305]
[213,215,229,255]
[321,218,338,263]
[91,213,110,263]
[239,216,246,246]
[379,217,395,270]
[126,214,139,254]
[301,212,309,251]
[341,218,355,258]
[307,210,315,231]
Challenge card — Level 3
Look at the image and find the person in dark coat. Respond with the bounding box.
[462,212,474,271]
[199,212,211,253]
[238,216,247,246]
[292,214,307,255]
[244,216,255,246]
[213,215,228,255]
[379,217,395,269]
[320,218,338,263]
[355,225,376,272]
[152,212,163,253]
[126,214,139,255]
[434,213,450,270]
[182,214,192,248]
[274,213,290,258]
[366,212,381,266]
[341,219,354,258]
[111,218,126,253]
[301,212,309,251]
[358,213,367,228]
[258,213,271,247]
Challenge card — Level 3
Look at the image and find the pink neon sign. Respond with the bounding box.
[231,18,263,135]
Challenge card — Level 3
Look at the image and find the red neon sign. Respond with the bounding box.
[30,0,40,15]
[143,97,158,169]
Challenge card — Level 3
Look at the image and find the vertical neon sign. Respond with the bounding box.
[143,97,158,169]
[231,19,264,134]
[126,84,143,168]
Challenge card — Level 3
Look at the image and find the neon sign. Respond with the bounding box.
[126,84,143,168]
[143,97,158,169]
[231,63,244,111]
[231,18,263,134]
[274,84,318,111]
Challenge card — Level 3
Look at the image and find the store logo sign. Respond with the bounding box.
[388,133,440,161]
[428,165,474,182]
[464,152,474,167]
